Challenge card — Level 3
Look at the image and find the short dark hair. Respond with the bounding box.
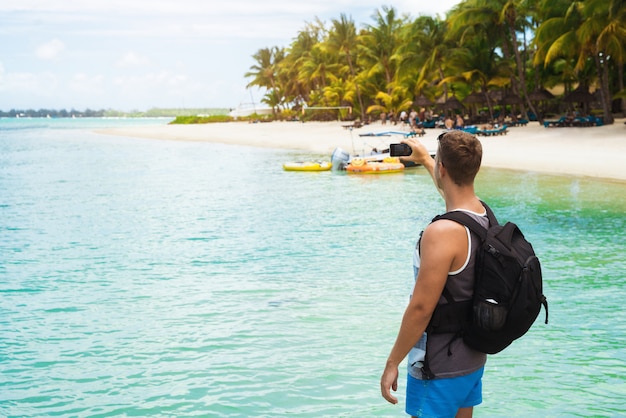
[438,130,482,186]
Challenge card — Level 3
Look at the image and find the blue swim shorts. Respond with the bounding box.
[405,366,484,418]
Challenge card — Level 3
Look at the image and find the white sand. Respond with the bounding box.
[96,118,626,182]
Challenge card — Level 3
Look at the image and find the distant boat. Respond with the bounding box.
[228,103,273,118]
[331,130,435,171]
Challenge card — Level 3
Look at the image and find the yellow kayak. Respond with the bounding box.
[283,161,332,172]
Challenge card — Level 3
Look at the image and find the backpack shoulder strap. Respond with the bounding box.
[431,200,498,241]
[480,201,499,226]
[435,211,487,240]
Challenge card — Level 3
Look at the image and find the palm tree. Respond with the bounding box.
[245,47,285,114]
[578,0,625,122]
[358,6,405,95]
[299,43,340,101]
[443,35,511,120]
[366,84,414,120]
[280,20,327,108]
[534,0,624,123]
[323,78,356,119]
[327,14,366,120]
[499,0,542,120]
[447,0,540,120]
[397,15,450,101]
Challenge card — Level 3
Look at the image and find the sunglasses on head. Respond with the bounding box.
[437,132,447,166]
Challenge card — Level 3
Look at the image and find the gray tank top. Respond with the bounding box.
[409,209,488,380]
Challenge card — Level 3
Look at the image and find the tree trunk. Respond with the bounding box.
[481,85,495,121]
[507,16,541,123]
[595,52,614,124]
[618,61,625,117]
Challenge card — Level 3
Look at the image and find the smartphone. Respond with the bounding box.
[389,143,412,157]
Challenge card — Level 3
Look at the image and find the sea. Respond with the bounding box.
[1,117,625,417]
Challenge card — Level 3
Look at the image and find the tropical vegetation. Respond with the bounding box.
[245,0,626,125]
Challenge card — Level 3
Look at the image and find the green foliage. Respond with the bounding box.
[243,0,625,123]
[170,115,233,124]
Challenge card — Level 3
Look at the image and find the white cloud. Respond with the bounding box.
[69,73,105,95]
[116,51,151,68]
[0,68,59,100]
[1,0,463,110]
[112,71,191,99]
[35,39,66,60]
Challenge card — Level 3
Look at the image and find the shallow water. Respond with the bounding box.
[1,119,625,417]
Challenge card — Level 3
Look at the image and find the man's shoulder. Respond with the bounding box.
[423,217,467,241]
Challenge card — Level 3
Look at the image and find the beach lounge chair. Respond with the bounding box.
[342,121,362,129]
[543,116,568,127]
[358,130,424,138]
[461,125,479,135]
[476,124,508,136]
[422,120,436,129]
[585,115,603,126]
[571,116,591,127]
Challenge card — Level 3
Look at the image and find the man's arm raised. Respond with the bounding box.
[400,138,443,198]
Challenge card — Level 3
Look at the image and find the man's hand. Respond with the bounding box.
[380,362,399,404]
[400,137,433,166]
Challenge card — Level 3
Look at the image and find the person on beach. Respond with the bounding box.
[380,130,487,418]
[455,114,465,129]
[410,109,418,129]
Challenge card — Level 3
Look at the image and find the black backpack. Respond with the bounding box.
[427,202,548,354]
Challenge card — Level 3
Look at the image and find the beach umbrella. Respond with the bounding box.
[442,96,463,110]
[413,94,433,107]
[562,86,597,115]
[488,90,503,102]
[500,93,523,105]
[562,86,595,103]
[528,89,554,101]
[463,92,487,104]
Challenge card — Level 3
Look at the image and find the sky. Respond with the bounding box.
[0,1,461,112]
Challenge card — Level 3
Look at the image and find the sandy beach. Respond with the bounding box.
[97,118,626,182]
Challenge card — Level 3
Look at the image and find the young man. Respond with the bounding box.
[380,131,488,418]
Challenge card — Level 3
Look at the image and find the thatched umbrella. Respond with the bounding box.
[413,94,433,107]
[437,96,463,118]
[489,90,503,102]
[463,91,487,104]
[527,89,554,120]
[500,93,523,105]
[563,86,596,115]
[442,95,463,110]
[562,86,595,103]
[528,89,554,101]
[463,92,488,121]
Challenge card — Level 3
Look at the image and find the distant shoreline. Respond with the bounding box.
[0,108,227,119]
[96,119,626,182]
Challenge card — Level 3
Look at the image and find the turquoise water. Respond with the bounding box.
[1,119,625,417]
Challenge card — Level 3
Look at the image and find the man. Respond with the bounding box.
[380,130,488,418]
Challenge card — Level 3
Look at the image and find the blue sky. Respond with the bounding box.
[0,1,459,112]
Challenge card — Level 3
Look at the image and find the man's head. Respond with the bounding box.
[436,130,482,187]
